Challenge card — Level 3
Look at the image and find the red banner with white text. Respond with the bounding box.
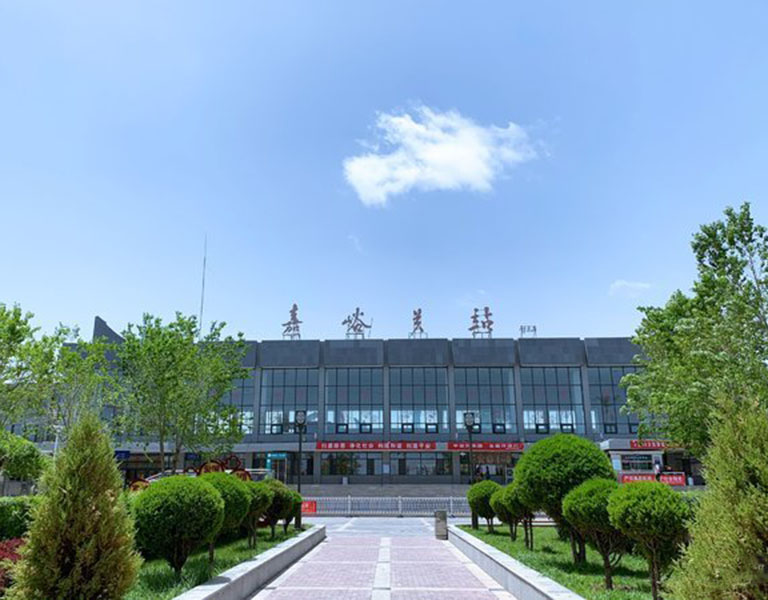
[620,473,686,486]
[447,442,525,452]
[315,441,437,451]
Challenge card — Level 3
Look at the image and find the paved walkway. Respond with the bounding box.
[251,517,514,600]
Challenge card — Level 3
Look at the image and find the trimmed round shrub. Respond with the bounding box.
[199,472,250,536]
[0,496,41,540]
[283,490,303,533]
[563,478,630,590]
[467,480,501,532]
[0,434,46,482]
[243,481,274,548]
[608,481,691,600]
[514,434,614,522]
[263,479,295,539]
[133,475,224,576]
[490,488,511,524]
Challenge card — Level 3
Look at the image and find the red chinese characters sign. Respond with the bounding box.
[629,440,668,450]
[446,442,525,452]
[315,441,437,451]
[301,501,317,514]
[620,473,686,486]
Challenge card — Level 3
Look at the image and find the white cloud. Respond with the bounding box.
[343,105,536,206]
[609,280,652,298]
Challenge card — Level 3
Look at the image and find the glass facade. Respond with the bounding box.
[223,373,256,435]
[325,368,384,434]
[588,366,639,434]
[320,452,383,475]
[389,452,452,476]
[390,367,449,434]
[454,367,516,434]
[259,368,319,435]
[520,367,585,434]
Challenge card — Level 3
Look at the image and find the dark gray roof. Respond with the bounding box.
[584,337,640,365]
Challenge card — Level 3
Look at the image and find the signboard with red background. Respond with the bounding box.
[620,473,686,486]
[629,440,668,450]
[316,441,437,451]
[446,442,525,452]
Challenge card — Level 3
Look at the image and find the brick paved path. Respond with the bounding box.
[251,518,514,600]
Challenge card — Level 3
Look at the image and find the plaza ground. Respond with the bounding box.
[251,517,513,599]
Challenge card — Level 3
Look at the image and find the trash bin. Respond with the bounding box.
[342,476,348,486]
[434,510,448,540]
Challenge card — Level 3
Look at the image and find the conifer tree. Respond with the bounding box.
[667,399,768,599]
[8,413,141,600]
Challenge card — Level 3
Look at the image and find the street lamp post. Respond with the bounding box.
[464,411,479,529]
[463,411,476,484]
[295,410,307,531]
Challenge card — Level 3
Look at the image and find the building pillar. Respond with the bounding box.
[383,365,391,440]
[513,364,525,442]
[253,367,262,444]
[581,365,595,439]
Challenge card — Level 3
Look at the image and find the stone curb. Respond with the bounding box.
[448,524,586,600]
[173,525,326,600]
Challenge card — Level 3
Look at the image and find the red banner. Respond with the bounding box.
[301,501,317,514]
[447,442,525,452]
[629,439,668,450]
[620,473,686,486]
[315,441,437,451]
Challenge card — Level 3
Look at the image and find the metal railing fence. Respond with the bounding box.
[303,496,471,516]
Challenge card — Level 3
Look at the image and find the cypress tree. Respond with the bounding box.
[667,399,768,599]
[8,413,141,600]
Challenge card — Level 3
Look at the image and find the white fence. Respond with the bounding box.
[304,496,472,516]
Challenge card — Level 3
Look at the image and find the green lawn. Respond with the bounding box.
[460,525,651,600]
[125,525,308,600]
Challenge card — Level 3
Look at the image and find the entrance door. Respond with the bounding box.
[272,458,287,482]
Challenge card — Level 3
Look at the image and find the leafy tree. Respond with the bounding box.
[243,481,274,549]
[625,203,768,457]
[133,476,224,577]
[514,434,614,563]
[608,481,691,600]
[117,313,248,471]
[282,490,303,533]
[563,478,631,590]
[8,413,141,600]
[40,336,121,444]
[491,483,532,545]
[199,472,250,564]
[667,398,768,599]
[0,304,61,429]
[467,480,501,532]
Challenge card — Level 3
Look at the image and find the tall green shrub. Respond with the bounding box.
[467,480,501,532]
[133,475,224,577]
[667,400,768,599]
[243,481,274,548]
[563,478,630,590]
[608,481,690,600]
[514,434,614,563]
[7,413,141,600]
[283,490,303,533]
[263,479,294,539]
[199,472,250,563]
[0,433,46,483]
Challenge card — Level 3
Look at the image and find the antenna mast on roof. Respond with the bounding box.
[198,234,207,338]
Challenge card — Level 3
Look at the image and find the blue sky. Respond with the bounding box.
[2,1,767,341]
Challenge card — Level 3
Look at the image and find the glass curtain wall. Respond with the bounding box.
[520,367,585,434]
[324,368,384,434]
[222,372,256,435]
[259,368,319,434]
[390,367,449,433]
[453,367,516,434]
[588,366,639,434]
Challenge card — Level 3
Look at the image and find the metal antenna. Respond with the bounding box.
[198,234,207,337]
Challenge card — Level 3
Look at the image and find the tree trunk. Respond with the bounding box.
[602,551,614,590]
[509,522,515,542]
[487,518,494,533]
[270,523,276,539]
[208,541,215,566]
[471,510,479,530]
[570,529,586,564]
[650,557,659,600]
[158,439,165,474]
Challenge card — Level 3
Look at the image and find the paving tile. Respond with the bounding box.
[391,562,486,589]
[278,562,377,588]
[266,590,372,600]
[309,545,380,562]
[391,592,499,600]
[390,546,456,562]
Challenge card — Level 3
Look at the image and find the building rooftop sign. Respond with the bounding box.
[469,306,494,338]
[342,307,372,339]
[409,307,426,338]
[282,303,302,340]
